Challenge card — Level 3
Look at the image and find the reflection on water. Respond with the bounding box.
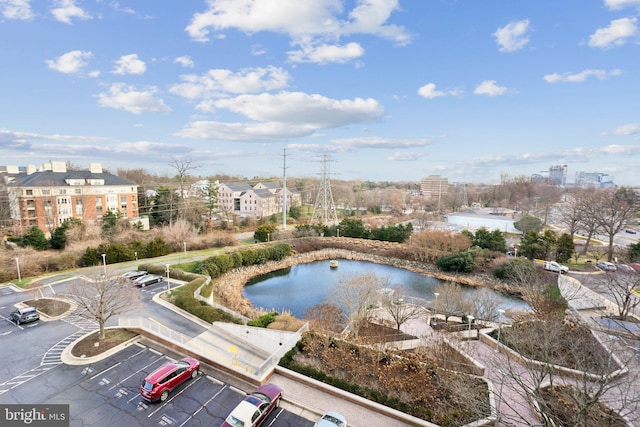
[243,259,529,318]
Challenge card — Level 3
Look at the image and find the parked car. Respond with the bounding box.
[10,306,40,325]
[314,411,348,427]
[615,264,637,274]
[596,261,617,272]
[625,228,637,234]
[122,270,148,280]
[133,274,163,287]
[221,383,282,427]
[140,357,199,402]
[630,263,640,273]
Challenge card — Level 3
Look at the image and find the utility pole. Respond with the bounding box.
[282,148,288,230]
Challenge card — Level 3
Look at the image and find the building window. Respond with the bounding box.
[96,198,103,214]
[42,189,50,195]
[59,189,66,195]
[26,189,33,196]
[75,188,82,194]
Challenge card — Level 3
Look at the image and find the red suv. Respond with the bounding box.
[140,357,200,402]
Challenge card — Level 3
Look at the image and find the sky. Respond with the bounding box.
[1,0,640,186]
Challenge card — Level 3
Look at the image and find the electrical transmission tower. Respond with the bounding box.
[311,154,338,225]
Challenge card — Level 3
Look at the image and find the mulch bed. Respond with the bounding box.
[24,298,70,317]
[71,329,138,358]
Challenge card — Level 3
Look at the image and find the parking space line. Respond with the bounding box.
[206,375,224,386]
[90,362,122,380]
[146,374,203,418]
[228,385,246,395]
[108,355,166,391]
[177,384,227,427]
[148,348,162,356]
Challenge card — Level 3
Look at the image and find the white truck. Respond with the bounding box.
[542,261,569,274]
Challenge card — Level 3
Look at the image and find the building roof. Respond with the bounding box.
[10,170,135,187]
[220,182,253,192]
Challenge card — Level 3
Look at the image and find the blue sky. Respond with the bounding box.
[1,0,639,185]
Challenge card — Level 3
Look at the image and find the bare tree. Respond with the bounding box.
[378,285,423,331]
[596,272,640,320]
[469,287,502,323]
[433,282,468,323]
[64,275,142,339]
[303,302,347,336]
[169,157,199,201]
[593,187,637,262]
[329,272,389,338]
[495,312,640,426]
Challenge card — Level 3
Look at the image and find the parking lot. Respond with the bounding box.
[0,340,314,427]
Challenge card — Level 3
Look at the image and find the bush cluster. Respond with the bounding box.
[247,312,278,328]
[170,276,242,324]
[194,243,292,278]
[82,237,171,267]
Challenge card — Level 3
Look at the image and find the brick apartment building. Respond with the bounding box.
[2,161,139,234]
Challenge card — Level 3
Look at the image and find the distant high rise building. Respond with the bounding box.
[575,171,615,188]
[548,165,568,186]
[420,175,448,208]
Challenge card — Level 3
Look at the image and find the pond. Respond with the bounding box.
[243,259,530,318]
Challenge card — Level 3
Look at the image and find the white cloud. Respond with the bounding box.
[493,19,530,52]
[604,123,640,135]
[176,91,384,141]
[473,80,508,96]
[45,50,93,74]
[214,91,383,128]
[388,151,425,161]
[174,56,195,68]
[544,68,621,83]
[51,0,91,24]
[588,17,637,48]
[185,0,411,60]
[330,136,432,149]
[288,42,365,64]
[113,54,147,75]
[1,0,34,20]
[604,0,640,10]
[417,83,461,99]
[170,66,291,99]
[96,83,172,114]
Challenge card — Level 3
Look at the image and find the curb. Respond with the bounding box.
[60,327,142,366]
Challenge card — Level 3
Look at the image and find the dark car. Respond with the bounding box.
[222,383,282,427]
[133,274,163,287]
[122,270,148,280]
[10,307,40,325]
[140,357,200,402]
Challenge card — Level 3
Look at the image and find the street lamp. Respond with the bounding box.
[496,309,505,352]
[14,257,21,282]
[467,315,474,351]
[183,241,186,257]
[134,251,138,261]
[166,264,171,292]
[433,292,440,321]
[101,253,107,277]
[336,226,340,238]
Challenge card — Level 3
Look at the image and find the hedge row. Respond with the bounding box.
[193,243,292,280]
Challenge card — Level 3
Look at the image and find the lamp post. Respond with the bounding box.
[433,292,440,322]
[134,251,138,261]
[101,253,107,277]
[496,309,505,352]
[467,315,474,351]
[267,233,270,242]
[166,264,171,292]
[14,257,21,282]
[183,241,186,257]
[336,226,340,238]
